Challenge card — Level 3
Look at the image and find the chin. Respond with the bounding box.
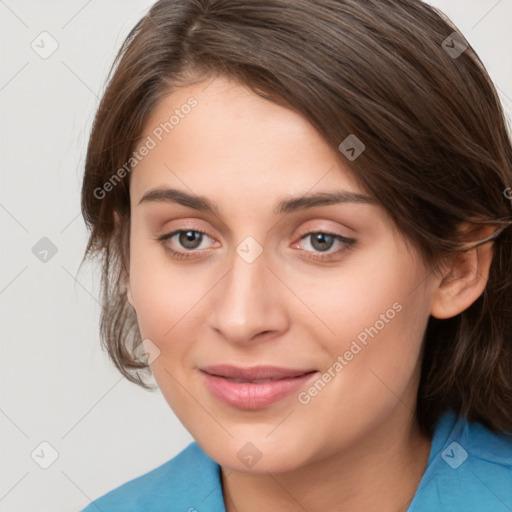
[197,434,311,474]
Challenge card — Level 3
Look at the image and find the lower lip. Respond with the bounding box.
[200,370,318,409]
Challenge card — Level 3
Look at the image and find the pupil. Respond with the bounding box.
[311,233,333,252]
[179,230,202,249]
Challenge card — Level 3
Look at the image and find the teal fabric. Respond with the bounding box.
[79,410,512,511]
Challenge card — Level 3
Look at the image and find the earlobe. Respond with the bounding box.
[430,231,495,319]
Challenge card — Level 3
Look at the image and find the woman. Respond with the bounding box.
[79,0,512,510]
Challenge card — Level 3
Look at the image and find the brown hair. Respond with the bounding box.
[80,0,512,437]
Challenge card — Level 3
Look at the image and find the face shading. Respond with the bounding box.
[126,74,436,473]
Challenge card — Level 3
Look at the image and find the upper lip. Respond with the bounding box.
[199,365,317,381]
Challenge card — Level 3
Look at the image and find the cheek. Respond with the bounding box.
[298,244,422,343]
[128,231,206,342]
[292,265,429,451]
[302,246,428,394]
[127,239,210,415]
[130,269,208,344]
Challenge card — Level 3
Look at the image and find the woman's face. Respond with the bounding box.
[126,75,436,472]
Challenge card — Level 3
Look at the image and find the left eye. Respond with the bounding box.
[296,232,355,255]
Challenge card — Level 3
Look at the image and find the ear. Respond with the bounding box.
[430,225,497,319]
[113,210,135,309]
[126,279,135,309]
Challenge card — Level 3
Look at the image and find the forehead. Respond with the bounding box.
[129,75,365,205]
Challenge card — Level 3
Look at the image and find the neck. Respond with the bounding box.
[221,407,432,512]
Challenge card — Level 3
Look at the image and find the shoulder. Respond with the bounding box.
[410,410,512,512]
[463,414,512,463]
[78,441,225,512]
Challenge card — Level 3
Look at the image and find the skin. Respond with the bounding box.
[124,74,494,512]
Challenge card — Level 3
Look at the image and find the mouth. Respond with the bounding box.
[198,365,318,409]
[199,364,317,380]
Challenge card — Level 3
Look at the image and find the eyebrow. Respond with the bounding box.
[138,187,377,215]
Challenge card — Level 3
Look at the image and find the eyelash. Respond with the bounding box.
[155,229,356,262]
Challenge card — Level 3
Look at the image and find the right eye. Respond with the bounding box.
[156,229,217,259]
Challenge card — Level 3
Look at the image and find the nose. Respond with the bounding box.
[207,245,290,345]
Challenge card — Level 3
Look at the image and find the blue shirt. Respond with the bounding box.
[79,410,512,511]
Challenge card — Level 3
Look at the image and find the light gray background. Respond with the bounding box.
[0,1,511,511]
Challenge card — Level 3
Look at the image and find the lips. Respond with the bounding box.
[198,364,318,409]
[199,364,316,381]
